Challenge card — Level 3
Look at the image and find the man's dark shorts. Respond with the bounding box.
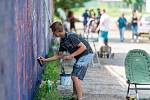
[71,53,94,80]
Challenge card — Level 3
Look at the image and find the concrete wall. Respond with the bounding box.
[0,0,53,100]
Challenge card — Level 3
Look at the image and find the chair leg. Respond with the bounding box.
[135,84,139,100]
[126,83,130,97]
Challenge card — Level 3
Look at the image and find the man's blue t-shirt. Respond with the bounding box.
[118,17,127,28]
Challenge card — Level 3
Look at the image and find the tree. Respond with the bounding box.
[123,0,145,12]
[123,0,132,6]
[54,0,89,10]
[53,0,90,17]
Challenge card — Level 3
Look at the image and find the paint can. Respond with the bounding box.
[60,73,72,86]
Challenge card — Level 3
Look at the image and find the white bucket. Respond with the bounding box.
[60,73,72,86]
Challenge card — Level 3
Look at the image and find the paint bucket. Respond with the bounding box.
[60,73,72,86]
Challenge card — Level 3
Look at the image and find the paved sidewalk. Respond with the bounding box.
[82,66,126,100]
[59,64,127,100]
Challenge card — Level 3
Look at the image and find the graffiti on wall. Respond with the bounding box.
[0,0,53,100]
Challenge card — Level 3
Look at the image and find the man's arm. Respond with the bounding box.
[71,42,86,57]
[40,51,64,62]
[64,42,87,60]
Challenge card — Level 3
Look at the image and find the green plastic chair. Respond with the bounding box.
[124,49,150,100]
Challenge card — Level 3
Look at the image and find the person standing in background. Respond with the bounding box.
[96,8,101,33]
[82,9,89,32]
[89,9,96,19]
[96,9,110,45]
[67,11,80,32]
[131,11,139,42]
[117,13,128,42]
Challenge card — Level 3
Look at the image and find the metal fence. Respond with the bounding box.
[0,0,53,100]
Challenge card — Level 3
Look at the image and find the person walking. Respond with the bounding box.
[117,13,128,42]
[96,9,110,45]
[67,11,80,32]
[82,9,89,32]
[39,22,94,100]
[131,11,139,42]
[96,8,101,33]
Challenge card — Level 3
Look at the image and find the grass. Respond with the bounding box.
[34,51,74,100]
[34,51,61,100]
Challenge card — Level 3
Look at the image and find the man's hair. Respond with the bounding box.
[103,9,106,13]
[50,21,63,32]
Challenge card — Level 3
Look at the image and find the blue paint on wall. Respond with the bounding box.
[0,0,53,100]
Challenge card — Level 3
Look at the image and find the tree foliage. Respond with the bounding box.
[54,0,89,9]
[53,0,90,17]
[123,0,145,12]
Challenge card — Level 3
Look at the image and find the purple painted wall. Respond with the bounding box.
[0,0,53,100]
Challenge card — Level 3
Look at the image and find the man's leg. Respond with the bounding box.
[73,81,77,94]
[135,26,139,42]
[71,76,82,100]
[72,81,77,99]
[121,27,125,42]
[131,26,135,40]
[119,28,123,41]
[71,54,94,100]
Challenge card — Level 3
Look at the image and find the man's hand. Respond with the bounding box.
[38,56,46,62]
[37,56,45,66]
[64,55,74,60]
